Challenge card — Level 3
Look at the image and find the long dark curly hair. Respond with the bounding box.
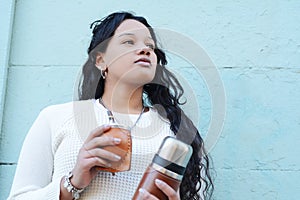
[78,11,214,199]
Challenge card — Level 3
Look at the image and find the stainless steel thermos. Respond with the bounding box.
[132,136,193,200]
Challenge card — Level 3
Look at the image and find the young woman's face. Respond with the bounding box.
[99,19,158,86]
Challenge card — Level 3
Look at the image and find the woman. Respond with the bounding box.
[8,12,213,200]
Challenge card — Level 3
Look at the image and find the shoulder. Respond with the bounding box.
[39,99,95,128]
[42,99,94,115]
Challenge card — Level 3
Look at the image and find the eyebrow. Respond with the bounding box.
[118,32,154,41]
[118,33,134,37]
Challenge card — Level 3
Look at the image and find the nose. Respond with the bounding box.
[136,47,151,56]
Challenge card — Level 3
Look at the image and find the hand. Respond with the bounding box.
[70,125,122,189]
[138,179,180,200]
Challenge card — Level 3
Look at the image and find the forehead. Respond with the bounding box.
[114,19,152,37]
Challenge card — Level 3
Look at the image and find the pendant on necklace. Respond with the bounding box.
[99,98,145,131]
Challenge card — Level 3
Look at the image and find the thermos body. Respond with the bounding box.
[132,166,181,199]
[132,136,193,200]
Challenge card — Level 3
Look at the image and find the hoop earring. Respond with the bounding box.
[95,64,107,79]
[100,68,106,79]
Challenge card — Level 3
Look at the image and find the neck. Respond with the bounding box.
[101,83,144,114]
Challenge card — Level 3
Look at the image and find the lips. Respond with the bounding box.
[134,58,151,65]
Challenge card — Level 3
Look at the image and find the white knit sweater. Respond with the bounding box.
[8,99,174,200]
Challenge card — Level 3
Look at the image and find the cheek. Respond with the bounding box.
[112,55,132,71]
[106,54,133,78]
[104,42,127,64]
[107,50,133,67]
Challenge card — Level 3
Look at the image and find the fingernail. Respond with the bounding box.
[139,188,146,194]
[155,179,164,186]
[114,155,121,160]
[104,124,110,128]
[113,138,121,144]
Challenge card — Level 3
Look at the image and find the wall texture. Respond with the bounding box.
[1,1,300,199]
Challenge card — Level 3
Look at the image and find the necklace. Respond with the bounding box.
[99,98,145,131]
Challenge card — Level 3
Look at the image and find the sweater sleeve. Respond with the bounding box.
[7,107,61,200]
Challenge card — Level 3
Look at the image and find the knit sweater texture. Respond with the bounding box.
[8,99,174,200]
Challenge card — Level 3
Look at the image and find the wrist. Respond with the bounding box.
[63,172,85,200]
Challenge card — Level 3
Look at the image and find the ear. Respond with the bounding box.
[95,52,106,70]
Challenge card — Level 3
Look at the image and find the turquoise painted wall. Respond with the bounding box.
[1,1,300,199]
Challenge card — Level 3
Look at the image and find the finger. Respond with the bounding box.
[84,133,121,150]
[86,148,121,162]
[78,156,112,170]
[85,124,111,141]
[155,179,179,200]
[138,188,159,200]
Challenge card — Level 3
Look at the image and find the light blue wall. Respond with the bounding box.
[1,1,300,199]
[0,0,15,139]
[0,0,15,198]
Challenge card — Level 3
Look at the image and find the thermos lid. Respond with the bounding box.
[156,136,193,168]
